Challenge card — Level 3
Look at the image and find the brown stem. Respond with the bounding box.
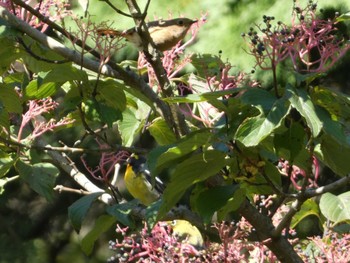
[238,199,304,263]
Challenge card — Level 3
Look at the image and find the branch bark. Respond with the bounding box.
[238,199,304,263]
[123,0,190,137]
[0,5,180,139]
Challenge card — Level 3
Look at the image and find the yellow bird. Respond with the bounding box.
[124,154,164,206]
[161,219,204,248]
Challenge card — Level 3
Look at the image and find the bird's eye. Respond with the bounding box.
[171,220,177,226]
[178,20,184,25]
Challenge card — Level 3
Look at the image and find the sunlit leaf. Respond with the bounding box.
[148,117,177,145]
[315,134,350,176]
[117,108,143,147]
[235,98,290,146]
[43,64,88,84]
[320,192,350,225]
[291,199,321,228]
[287,86,322,138]
[0,152,15,178]
[148,130,213,175]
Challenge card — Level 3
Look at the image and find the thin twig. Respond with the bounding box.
[54,185,92,195]
[99,0,133,18]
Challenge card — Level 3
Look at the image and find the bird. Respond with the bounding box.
[124,154,164,205]
[160,219,204,248]
[97,18,197,51]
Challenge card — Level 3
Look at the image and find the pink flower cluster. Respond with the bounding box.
[243,1,350,73]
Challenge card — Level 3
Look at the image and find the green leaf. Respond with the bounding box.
[193,185,240,224]
[274,122,306,162]
[240,88,277,112]
[24,80,59,99]
[68,192,104,232]
[163,88,244,103]
[311,86,350,122]
[0,152,15,178]
[336,12,350,22]
[0,84,22,113]
[148,118,177,145]
[97,79,126,112]
[287,87,322,138]
[291,199,321,228]
[0,37,21,74]
[264,161,282,188]
[315,134,350,176]
[190,53,224,77]
[97,102,122,128]
[148,130,213,175]
[217,187,246,221]
[235,98,290,146]
[158,150,227,218]
[105,200,138,228]
[16,160,59,201]
[117,108,143,147]
[0,108,9,131]
[81,214,116,255]
[316,107,348,145]
[43,65,88,84]
[145,200,163,228]
[320,192,350,225]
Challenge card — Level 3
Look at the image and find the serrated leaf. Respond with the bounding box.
[320,192,350,225]
[148,118,177,145]
[287,87,322,138]
[68,192,104,232]
[16,160,59,201]
[291,199,321,228]
[158,150,227,218]
[235,98,290,146]
[81,214,116,255]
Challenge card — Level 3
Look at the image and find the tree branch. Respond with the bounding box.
[35,138,114,204]
[238,199,303,263]
[123,0,190,137]
[0,5,178,138]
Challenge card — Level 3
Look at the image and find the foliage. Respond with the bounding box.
[1,0,350,262]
